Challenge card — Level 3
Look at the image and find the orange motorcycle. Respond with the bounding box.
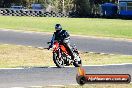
[47,41,82,68]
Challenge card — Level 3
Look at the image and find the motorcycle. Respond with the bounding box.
[47,41,82,68]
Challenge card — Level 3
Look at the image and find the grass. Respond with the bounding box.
[0,44,132,68]
[0,16,132,39]
[45,84,132,88]
[0,44,53,68]
[80,52,132,65]
[0,44,132,88]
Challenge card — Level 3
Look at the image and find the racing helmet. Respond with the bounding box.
[55,24,62,31]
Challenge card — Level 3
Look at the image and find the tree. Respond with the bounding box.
[0,0,118,17]
[0,0,4,7]
[75,0,91,17]
[0,0,11,8]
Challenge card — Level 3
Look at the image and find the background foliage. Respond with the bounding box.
[0,0,117,16]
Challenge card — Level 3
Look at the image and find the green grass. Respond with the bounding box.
[0,44,132,68]
[80,53,132,65]
[0,16,132,38]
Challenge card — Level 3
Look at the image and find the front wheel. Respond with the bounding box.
[53,52,64,68]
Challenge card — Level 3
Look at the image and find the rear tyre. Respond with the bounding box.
[73,60,82,67]
[53,52,64,68]
[73,53,82,67]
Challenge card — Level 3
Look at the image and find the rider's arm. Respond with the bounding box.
[50,34,55,48]
[63,30,70,43]
[65,30,70,38]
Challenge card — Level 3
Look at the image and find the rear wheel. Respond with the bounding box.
[53,52,64,68]
[73,53,82,67]
[73,60,82,67]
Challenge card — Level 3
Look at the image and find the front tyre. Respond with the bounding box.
[53,52,64,68]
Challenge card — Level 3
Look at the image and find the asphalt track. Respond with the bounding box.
[0,29,132,88]
[0,29,132,55]
[0,64,132,88]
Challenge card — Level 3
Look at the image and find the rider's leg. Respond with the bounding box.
[63,38,75,59]
[63,42,75,60]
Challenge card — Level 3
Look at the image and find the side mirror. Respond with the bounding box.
[47,42,51,44]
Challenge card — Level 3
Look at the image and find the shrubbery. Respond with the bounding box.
[0,0,117,17]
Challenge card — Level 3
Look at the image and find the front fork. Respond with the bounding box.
[58,49,62,59]
[53,49,61,61]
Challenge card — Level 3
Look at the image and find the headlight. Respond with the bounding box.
[53,45,56,49]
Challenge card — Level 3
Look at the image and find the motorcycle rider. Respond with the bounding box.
[49,24,75,59]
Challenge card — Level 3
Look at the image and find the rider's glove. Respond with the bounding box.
[48,45,52,50]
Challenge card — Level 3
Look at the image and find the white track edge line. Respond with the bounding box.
[82,63,132,67]
[0,63,132,70]
[0,68,24,70]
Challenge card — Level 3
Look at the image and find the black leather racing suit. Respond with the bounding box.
[50,30,74,59]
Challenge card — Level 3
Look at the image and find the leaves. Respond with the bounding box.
[0,0,117,16]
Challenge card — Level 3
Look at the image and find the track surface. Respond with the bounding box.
[0,29,132,88]
[0,64,132,88]
[0,29,132,55]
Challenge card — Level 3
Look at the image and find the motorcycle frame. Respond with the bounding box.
[53,41,70,56]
